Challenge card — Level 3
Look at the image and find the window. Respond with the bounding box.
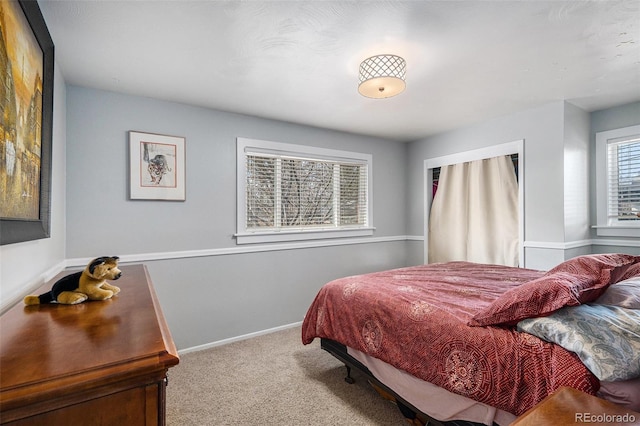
[595,125,640,237]
[236,138,373,244]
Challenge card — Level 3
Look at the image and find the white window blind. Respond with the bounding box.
[606,136,640,223]
[595,125,640,237]
[246,153,368,230]
[237,138,373,244]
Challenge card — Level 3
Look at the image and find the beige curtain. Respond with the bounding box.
[428,155,519,266]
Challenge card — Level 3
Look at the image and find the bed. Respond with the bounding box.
[301,254,640,425]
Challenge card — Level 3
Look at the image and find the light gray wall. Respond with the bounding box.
[589,101,640,253]
[406,100,640,270]
[146,241,407,348]
[4,77,637,348]
[0,64,67,313]
[406,101,569,269]
[65,86,409,349]
[563,102,590,245]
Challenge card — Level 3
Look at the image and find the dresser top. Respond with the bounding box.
[0,264,179,404]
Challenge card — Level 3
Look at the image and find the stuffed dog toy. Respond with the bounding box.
[24,256,122,305]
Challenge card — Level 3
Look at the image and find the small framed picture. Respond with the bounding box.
[129,131,186,201]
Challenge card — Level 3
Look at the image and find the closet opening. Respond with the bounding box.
[423,141,524,267]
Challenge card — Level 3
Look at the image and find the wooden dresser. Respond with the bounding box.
[512,386,640,426]
[0,264,179,425]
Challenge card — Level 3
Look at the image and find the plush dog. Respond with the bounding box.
[24,256,122,305]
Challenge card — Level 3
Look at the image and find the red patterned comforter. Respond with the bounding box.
[301,262,599,416]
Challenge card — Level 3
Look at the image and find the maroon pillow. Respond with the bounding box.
[468,254,640,327]
[546,253,640,288]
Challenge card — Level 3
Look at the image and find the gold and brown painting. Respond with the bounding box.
[0,0,44,221]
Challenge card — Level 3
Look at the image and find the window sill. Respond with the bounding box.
[235,227,375,244]
[593,225,640,238]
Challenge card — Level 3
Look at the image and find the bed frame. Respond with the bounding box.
[321,338,495,426]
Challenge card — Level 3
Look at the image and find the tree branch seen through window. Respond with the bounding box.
[246,155,366,231]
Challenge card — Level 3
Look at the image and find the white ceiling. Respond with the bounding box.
[38,0,640,142]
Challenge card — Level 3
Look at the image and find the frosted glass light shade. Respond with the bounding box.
[358,54,406,99]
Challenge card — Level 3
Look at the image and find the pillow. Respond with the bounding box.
[546,253,640,288]
[468,272,597,326]
[618,262,640,282]
[468,254,640,327]
[596,277,640,309]
[517,304,640,382]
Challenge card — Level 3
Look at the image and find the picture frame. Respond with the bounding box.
[0,0,55,245]
[129,131,186,201]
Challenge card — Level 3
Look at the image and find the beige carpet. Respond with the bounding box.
[166,326,409,425]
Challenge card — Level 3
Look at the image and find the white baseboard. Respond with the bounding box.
[177,321,303,355]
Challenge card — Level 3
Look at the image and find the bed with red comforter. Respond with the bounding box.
[301,255,640,420]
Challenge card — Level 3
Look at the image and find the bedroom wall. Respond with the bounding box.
[589,101,640,255]
[65,86,409,350]
[405,101,592,270]
[563,102,590,246]
[0,65,67,313]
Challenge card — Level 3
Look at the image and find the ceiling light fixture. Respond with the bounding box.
[358,54,406,99]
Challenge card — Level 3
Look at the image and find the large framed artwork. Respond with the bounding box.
[0,0,54,245]
[129,131,186,201]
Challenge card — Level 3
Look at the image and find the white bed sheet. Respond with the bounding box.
[348,347,517,426]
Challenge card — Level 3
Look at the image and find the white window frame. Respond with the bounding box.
[595,124,640,237]
[236,137,374,244]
